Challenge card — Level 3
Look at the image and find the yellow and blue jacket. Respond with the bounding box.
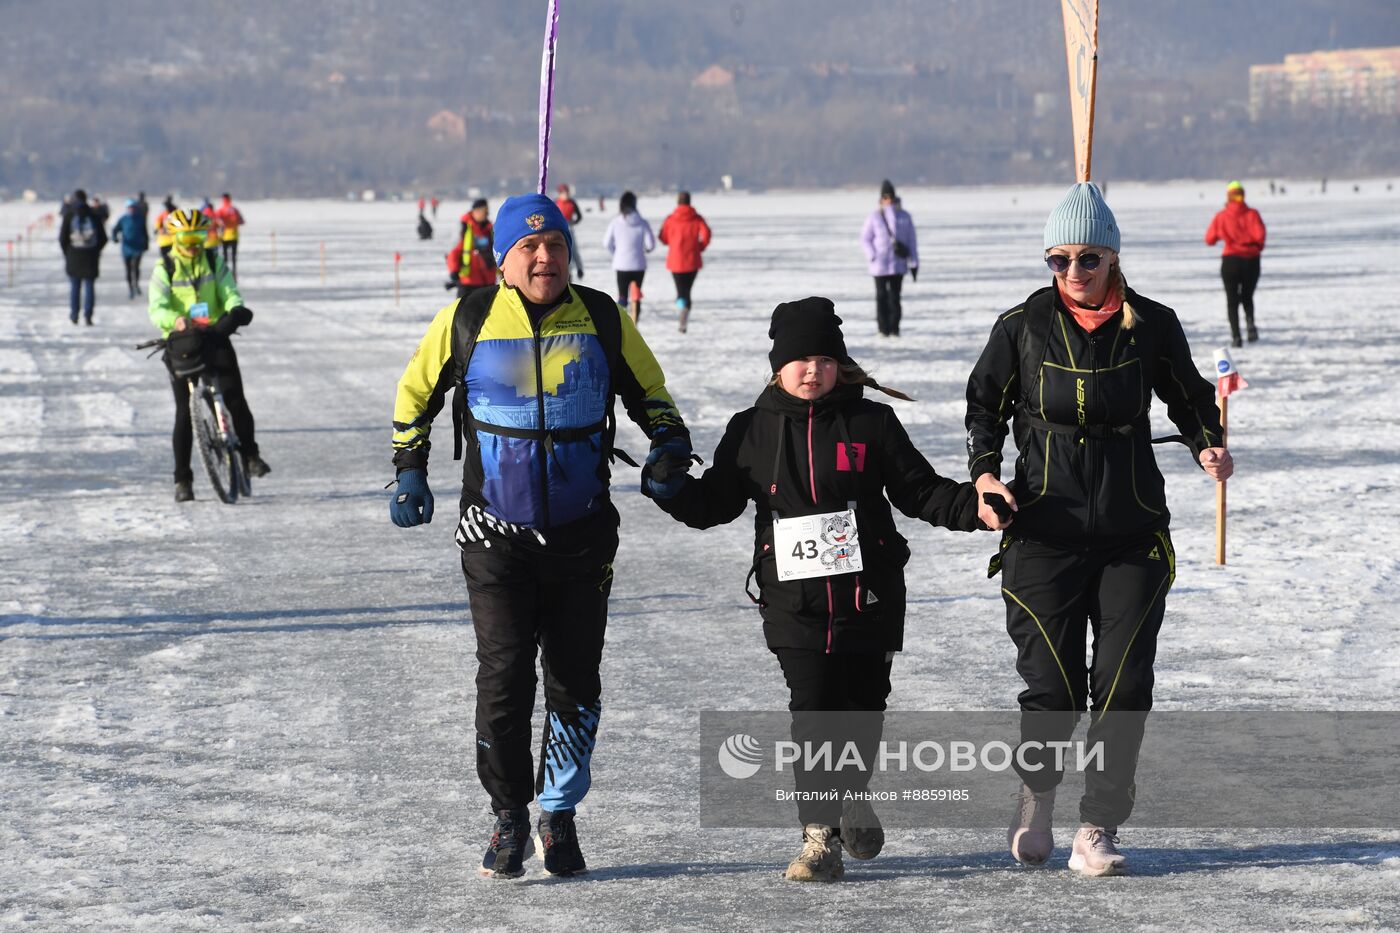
[393,283,688,530]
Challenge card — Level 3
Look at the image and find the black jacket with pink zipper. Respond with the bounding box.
[656,382,979,653]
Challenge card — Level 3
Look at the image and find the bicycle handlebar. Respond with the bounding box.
[134,338,167,351]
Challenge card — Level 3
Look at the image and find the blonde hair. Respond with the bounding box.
[768,360,915,401]
[1113,264,1137,330]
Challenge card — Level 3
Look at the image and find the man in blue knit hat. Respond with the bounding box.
[389,192,694,878]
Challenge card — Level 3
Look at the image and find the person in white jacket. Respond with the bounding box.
[603,190,655,319]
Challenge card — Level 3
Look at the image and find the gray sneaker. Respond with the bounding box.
[784,824,844,882]
[1007,784,1055,866]
[839,797,884,860]
[1068,825,1128,877]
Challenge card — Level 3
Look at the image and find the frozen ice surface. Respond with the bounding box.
[2,182,1399,930]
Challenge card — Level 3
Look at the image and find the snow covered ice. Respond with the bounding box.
[2,182,1399,930]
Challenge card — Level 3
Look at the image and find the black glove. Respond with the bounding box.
[642,437,694,499]
[910,266,919,282]
[212,306,254,337]
[982,491,1013,522]
[444,278,459,291]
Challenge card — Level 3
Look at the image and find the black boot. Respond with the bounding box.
[244,454,271,478]
[480,807,532,879]
[537,809,587,876]
[1246,320,1259,342]
[175,480,195,502]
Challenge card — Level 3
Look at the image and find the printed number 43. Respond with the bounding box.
[791,540,818,560]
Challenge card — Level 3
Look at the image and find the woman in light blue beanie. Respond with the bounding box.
[962,181,1234,878]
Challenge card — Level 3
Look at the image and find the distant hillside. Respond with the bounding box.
[3,0,1398,197]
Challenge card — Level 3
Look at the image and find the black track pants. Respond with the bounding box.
[166,337,258,484]
[671,271,698,306]
[615,270,645,319]
[774,647,893,827]
[874,274,904,336]
[463,515,618,813]
[1220,256,1260,339]
[999,532,1174,828]
[123,255,143,295]
[222,240,239,279]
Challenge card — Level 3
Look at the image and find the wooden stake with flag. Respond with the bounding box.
[1060,0,1100,182]
[1212,348,1248,564]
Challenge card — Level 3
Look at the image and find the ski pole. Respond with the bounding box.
[1215,393,1229,565]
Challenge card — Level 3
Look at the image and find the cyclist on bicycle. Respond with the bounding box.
[148,208,269,502]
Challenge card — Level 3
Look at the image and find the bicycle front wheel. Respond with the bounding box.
[190,382,238,504]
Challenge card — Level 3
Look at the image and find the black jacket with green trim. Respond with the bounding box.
[965,284,1222,547]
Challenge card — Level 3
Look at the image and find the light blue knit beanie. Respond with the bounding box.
[1043,182,1120,252]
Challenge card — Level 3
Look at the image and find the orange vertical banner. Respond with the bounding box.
[1061,0,1099,182]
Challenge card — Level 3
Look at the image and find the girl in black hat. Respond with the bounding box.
[647,296,990,882]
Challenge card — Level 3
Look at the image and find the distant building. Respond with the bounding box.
[1249,47,1400,120]
[693,65,735,89]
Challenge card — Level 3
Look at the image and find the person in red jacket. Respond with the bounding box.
[446,199,496,300]
[554,183,585,280]
[658,191,712,333]
[1205,181,1266,346]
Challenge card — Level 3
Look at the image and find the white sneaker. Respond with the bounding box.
[1068,825,1128,877]
[1007,784,1055,866]
[784,824,845,882]
[839,797,884,860]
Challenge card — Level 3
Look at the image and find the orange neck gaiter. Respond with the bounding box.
[1058,282,1123,333]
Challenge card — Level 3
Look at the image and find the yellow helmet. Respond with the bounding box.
[167,208,210,253]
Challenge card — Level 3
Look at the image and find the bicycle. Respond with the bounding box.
[136,334,251,504]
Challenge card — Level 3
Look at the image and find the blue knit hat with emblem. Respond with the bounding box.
[492,193,574,266]
[1043,182,1120,252]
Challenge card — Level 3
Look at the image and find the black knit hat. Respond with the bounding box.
[879,179,896,199]
[768,297,849,371]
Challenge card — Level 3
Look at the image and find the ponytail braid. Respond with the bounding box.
[1115,265,1137,330]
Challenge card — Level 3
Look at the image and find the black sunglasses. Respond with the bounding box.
[1045,252,1104,274]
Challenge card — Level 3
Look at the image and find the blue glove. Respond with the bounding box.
[390,469,434,526]
[643,437,692,500]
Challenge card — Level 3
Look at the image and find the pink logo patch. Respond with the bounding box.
[525,213,545,230]
[836,442,867,472]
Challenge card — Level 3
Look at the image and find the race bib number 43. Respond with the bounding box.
[772,505,862,581]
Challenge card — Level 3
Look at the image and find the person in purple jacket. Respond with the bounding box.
[860,180,919,337]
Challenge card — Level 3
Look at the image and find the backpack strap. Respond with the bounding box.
[576,288,640,467]
[1015,291,1057,412]
[449,286,498,460]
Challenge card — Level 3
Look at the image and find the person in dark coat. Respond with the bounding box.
[57,189,108,325]
[649,296,986,882]
[966,182,1233,877]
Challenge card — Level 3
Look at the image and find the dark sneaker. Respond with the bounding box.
[536,809,587,876]
[244,455,271,478]
[175,480,195,502]
[84,317,94,326]
[480,807,531,879]
[839,796,884,860]
[1246,324,1259,342]
[1231,336,1243,348]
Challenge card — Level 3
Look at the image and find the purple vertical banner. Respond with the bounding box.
[537,0,560,195]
